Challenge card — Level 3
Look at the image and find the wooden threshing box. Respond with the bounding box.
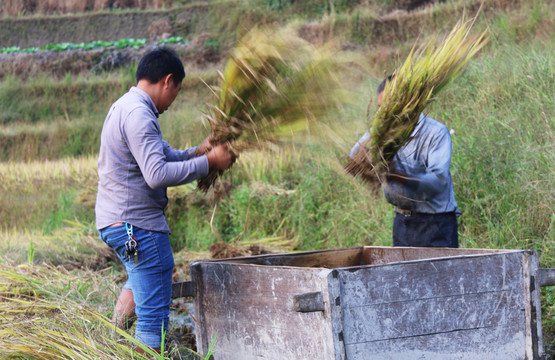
[188,246,546,359]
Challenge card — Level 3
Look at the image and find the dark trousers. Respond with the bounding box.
[393,212,458,248]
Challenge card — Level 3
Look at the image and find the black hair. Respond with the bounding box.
[377,74,394,94]
[135,47,185,85]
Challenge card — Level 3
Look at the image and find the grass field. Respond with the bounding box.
[0,0,553,358]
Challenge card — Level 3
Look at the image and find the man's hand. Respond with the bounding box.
[196,135,213,156]
[355,144,367,157]
[206,143,236,171]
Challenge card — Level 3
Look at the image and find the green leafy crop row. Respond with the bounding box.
[0,36,188,54]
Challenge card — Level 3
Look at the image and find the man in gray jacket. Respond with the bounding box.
[351,75,460,248]
[96,47,235,353]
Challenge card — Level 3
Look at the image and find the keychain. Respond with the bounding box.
[124,223,138,264]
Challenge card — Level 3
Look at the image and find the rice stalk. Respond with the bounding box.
[0,264,160,360]
[0,222,112,269]
[198,27,344,192]
[237,234,299,250]
[345,13,488,186]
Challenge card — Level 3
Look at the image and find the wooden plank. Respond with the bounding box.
[171,281,193,298]
[363,246,518,265]
[200,247,363,269]
[522,251,544,359]
[540,268,555,287]
[340,252,523,308]
[190,262,209,354]
[342,291,524,343]
[327,269,346,360]
[192,261,336,360]
[197,262,328,297]
[336,252,530,358]
[344,324,527,360]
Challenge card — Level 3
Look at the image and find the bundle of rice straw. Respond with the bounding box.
[0,265,157,359]
[345,14,487,186]
[197,27,343,192]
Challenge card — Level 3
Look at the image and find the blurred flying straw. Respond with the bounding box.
[344,13,487,187]
[197,27,345,192]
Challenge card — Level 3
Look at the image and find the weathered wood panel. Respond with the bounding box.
[344,324,526,360]
[341,253,523,307]
[171,280,193,298]
[540,268,555,287]
[204,247,363,268]
[336,252,530,359]
[328,270,346,360]
[523,250,543,359]
[343,291,523,342]
[363,246,518,265]
[192,262,335,360]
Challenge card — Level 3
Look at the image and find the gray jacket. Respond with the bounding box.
[351,113,460,215]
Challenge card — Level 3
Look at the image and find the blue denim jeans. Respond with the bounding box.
[99,224,174,348]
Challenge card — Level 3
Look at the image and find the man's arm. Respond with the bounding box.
[163,135,213,162]
[388,126,452,195]
[162,141,198,162]
[125,108,209,189]
[415,126,452,195]
[349,131,370,158]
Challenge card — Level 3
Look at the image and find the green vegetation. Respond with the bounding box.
[0,36,188,54]
[0,0,553,358]
[436,42,554,255]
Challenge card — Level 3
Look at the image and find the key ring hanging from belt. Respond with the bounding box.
[125,223,137,248]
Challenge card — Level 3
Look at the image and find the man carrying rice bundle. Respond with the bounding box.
[347,16,486,248]
[350,75,460,248]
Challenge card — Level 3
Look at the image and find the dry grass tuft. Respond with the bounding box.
[0,264,161,359]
